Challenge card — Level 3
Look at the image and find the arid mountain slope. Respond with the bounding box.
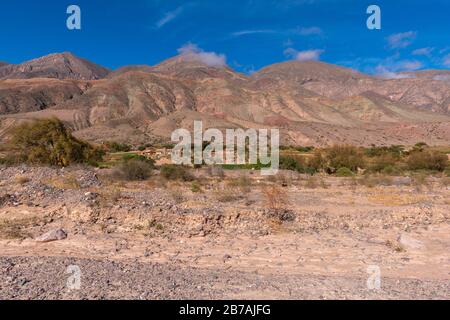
[0,79,91,114]
[0,53,449,146]
[252,61,450,114]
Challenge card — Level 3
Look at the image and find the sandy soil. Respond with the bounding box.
[0,165,449,300]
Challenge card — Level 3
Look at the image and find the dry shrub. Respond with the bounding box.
[304,176,319,189]
[214,187,242,203]
[169,188,185,204]
[14,175,31,185]
[411,173,430,191]
[160,165,194,182]
[45,174,81,190]
[206,165,225,178]
[262,185,290,211]
[277,172,293,187]
[407,151,448,171]
[227,174,252,194]
[386,240,406,253]
[113,159,154,181]
[0,216,44,240]
[358,174,393,188]
[99,187,122,207]
[440,177,450,188]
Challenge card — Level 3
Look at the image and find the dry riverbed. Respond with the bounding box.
[0,165,449,300]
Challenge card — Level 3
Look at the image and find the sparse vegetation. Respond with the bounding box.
[160,164,194,182]
[262,185,290,212]
[113,158,154,181]
[214,187,242,202]
[335,167,354,177]
[279,156,315,174]
[190,182,202,193]
[227,174,252,194]
[407,150,448,172]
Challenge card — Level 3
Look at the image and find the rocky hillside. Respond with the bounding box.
[0,52,109,80]
[0,52,449,146]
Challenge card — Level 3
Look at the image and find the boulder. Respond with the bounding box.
[35,228,68,243]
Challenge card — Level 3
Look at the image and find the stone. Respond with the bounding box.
[35,228,68,243]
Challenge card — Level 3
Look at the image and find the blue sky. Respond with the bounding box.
[0,0,449,76]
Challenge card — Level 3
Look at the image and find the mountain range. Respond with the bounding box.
[0,52,449,146]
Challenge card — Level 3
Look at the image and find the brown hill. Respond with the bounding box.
[0,52,109,80]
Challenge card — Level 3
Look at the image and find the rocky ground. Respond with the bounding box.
[0,165,449,300]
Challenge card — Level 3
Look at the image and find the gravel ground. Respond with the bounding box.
[1,256,449,300]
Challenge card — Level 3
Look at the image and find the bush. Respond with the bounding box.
[309,145,364,173]
[105,141,132,153]
[407,151,448,171]
[335,167,354,177]
[369,154,400,173]
[279,156,316,174]
[324,145,365,172]
[122,153,155,166]
[365,145,404,157]
[8,118,103,167]
[113,159,154,181]
[160,164,194,181]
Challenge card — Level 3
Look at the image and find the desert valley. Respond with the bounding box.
[0,52,449,300]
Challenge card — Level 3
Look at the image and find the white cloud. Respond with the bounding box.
[285,48,324,61]
[375,59,423,79]
[231,29,276,37]
[387,31,417,49]
[443,54,450,67]
[412,47,434,57]
[295,26,323,36]
[178,43,227,67]
[155,7,183,28]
